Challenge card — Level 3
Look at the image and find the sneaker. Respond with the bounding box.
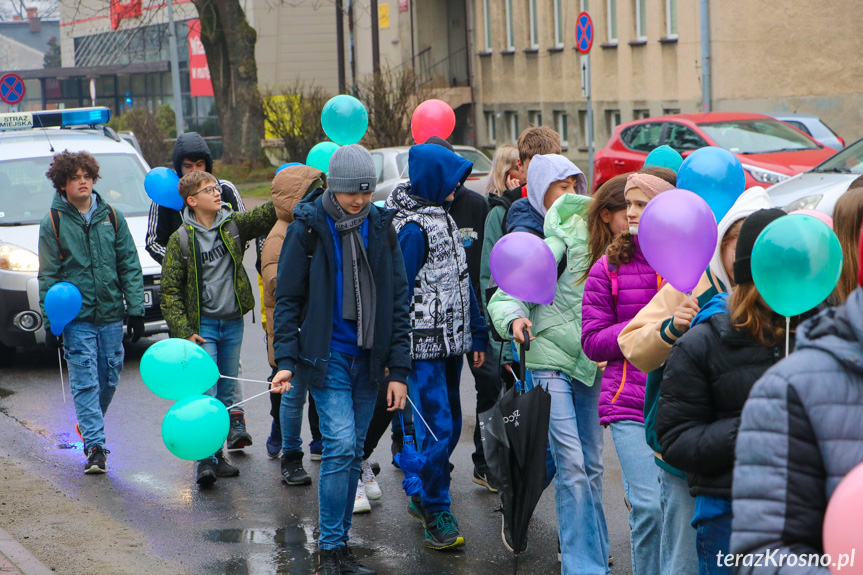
[558,538,561,562]
[407,495,425,525]
[337,544,376,575]
[608,555,614,566]
[353,479,371,514]
[369,460,381,476]
[424,511,465,550]
[309,439,323,461]
[215,453,240,477]
[75,422,86,453]
[196,460,217,486]
[361,460,382,500]
[501,513,526,553]
[316,547,341,575]
[266,420,282,459]
[281,451,312,486]
[84,445,107,474]
[472,467,497,493]
[227,412,253,450]
[391,436,404,469]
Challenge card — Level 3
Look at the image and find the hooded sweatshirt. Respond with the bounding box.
[183,205,241,319]
[506,154,587,236]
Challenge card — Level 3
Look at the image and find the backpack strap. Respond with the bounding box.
[49,208,63,260]
[106,204,118,233]
[178,226,190,262]
[224,219,241,247]
[602,258,619,304]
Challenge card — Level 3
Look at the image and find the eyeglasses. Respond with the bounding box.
[191,185,221,198]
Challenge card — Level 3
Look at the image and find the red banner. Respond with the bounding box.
[187,19,214,98]
[110,0,141,30]
[399,0,409,12]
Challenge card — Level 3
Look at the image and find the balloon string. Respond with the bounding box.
[57,347,66,404]
[405,394,439,442]
[219,375,274,386]
[785,316,790,357]
[226,388,279,411]
[550,301,574,331]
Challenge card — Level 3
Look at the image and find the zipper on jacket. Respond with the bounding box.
[190,227,202,335]
[446,216,469,352]
[611,360,627,403]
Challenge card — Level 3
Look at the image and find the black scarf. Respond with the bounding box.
[322,189,376,350]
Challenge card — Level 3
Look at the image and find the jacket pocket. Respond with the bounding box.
[610,360,628,404]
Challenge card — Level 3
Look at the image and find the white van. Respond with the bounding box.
[0,107,167,365]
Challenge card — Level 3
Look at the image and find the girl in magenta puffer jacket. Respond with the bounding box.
[582,171,674,575]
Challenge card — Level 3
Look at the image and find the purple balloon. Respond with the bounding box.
[490,232,557,305]
[639,189,718,294]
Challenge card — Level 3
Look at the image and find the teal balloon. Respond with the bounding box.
[306,142,340,175]
[140,338,219,400]
[644,145,683,173]
[751,215,842,317]
[321,95,369,146]
[162,395,230,461]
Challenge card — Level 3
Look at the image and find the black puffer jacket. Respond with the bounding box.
[656,311,785,498]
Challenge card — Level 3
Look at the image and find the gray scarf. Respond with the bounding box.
[322,189,376,350]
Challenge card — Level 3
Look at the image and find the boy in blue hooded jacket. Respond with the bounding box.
[385,143,488,550]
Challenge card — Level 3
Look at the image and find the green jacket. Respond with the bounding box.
[160,200,277,340]
[480,204,513,365]
[488,193,598,385]
[38,192,144,330]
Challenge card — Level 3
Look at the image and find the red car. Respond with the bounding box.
[592,112,838,192]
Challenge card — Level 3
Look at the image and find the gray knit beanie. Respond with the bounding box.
[327,144,376,194]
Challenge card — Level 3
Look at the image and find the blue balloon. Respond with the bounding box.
[144,167,183,211]
[44,282,82,336]
[677,147,746,222]
[276,162,303,174]
[644,145,683,173]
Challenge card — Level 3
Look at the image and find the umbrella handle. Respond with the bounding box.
[520,327,530,384]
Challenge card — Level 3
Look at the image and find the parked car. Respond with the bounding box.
[0,107,167,366]
[770,113,845,151]
[767,136,863,215]
[370,145,492,202]
[592,112,838,192]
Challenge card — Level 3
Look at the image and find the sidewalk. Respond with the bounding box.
[0,527,53,575]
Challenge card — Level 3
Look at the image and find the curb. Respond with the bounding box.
[0,527,54,575]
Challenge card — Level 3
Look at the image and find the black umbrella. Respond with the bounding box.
[478,328,552,572]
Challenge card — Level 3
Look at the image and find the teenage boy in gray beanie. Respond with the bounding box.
[271,144,411,575]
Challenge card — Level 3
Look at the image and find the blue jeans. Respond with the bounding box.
[199,315,244,462]
[532,370,609,575]
[308,350,377,549]
[659,467,699,575]
[280,374,309,454]
[694,496,733,575]
[64,320,124,449]
[610,420,662,575]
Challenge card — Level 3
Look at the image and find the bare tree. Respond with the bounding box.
[261,80,329,164]
[355,66,431,149]
[107,105,175,168]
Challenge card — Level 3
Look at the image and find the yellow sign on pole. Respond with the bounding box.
[379,3,390,29]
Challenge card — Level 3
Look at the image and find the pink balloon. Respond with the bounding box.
[824,462,863,574]
[411,99,456,144]
[639,189,718,294]
[490,232,557,305]
[790,209,833,229]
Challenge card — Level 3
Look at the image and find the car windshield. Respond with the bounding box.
[813,139,863,174]
[0,153,150,225]
[697,119,820,154]
[395,148,490,180]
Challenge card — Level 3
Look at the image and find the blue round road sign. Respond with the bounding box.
[0,73,25,105]
[576,12,594,55]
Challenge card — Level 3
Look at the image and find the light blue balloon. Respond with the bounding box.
[161,395,230,461]
[677,147,746,222]
[144,167,183,211]
[306,142,340,175]
[44,282,82,336]
[321,95,369,146]
[276,162,303,174]
[644,145,684,173]
[139,338,220,400]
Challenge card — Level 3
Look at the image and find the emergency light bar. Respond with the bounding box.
[0,107,111,131]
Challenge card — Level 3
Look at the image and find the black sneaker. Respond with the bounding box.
[407,494,425,525]
[369,460,381,476]
[472,467,498,493]
[337,545,376,575]
[226,412,253,450]
[424,511,465,550]
[390,436,403,469]
[196,460,217,486]
[501,512,526,553]
[215,453,240,477]
[316,547,341,575]
[281,451,312,486]
[84,445,108,474]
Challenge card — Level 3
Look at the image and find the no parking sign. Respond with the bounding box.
[0,73,26,105]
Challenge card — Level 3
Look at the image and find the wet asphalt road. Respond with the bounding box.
[0,247,635,575]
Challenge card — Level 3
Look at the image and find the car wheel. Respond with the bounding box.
[0,342,16,368]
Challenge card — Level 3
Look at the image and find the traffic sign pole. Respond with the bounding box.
[586,55,594,188]
[575,12,594,189]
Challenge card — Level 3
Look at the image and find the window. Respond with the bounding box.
[553,0,564,47]
[665,123,708,152]
[483,0,492,51]
[665,0,678,38]
[578,110,588,147]
[606,109,622,135]
[505,0,515,51]
[635,0,647,40]
[783,120,812,136]
[606,0,617,42]
[485,111,496,144]
[529,0,539,49]
[620,122,664,152]
[371,152,384,182]
[697,119,820,154]
[554,111,569,149]
[507,112,519,143]
[663,107,681,116]
[634,109,650,120]
[529,110,542,127]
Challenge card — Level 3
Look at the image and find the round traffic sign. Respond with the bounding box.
[575,12,594,55]
[0,73,26,105]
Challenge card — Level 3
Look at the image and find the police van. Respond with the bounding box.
[0,107,167,365]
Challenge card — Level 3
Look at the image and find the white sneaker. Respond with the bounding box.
[353,479,371,514]
[361,459,382,500]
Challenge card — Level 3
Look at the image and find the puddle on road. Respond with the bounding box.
[0,388,13,399]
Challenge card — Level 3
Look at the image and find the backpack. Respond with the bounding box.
[601,257,662,306]
[49,205,117,261]
[177,219,241,262]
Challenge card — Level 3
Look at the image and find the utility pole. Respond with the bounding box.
[166,0,185,135]
[336,0,347,93]
[370,0,380,74]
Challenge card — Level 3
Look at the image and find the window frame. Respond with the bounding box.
[528,110,543,128]
[606,0,618,43]
[665,0,678,39]
[483,0,493,51]
[508,112,519,144]
[635,0,647,40]
[505,0,515,51]
[555,110,569,150]
[553,0,564,48]
[485,111,497,145]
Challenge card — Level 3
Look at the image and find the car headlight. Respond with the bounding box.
[0,243,39,272]
[784,194,823,212]
[741,163,791,185]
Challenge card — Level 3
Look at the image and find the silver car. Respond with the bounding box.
[767,137,863,215]
[370,145,493,203]
[771,114,845,151]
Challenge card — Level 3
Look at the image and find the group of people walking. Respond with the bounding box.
[37,123,863,575]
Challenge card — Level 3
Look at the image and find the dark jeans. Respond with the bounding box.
[362,381,414,460]
[269,369,321,447]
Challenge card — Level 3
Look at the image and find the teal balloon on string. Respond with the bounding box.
[321,95,369,146]
[140,338,219,400]
[306,142,340,174]
[161,395,230,460]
